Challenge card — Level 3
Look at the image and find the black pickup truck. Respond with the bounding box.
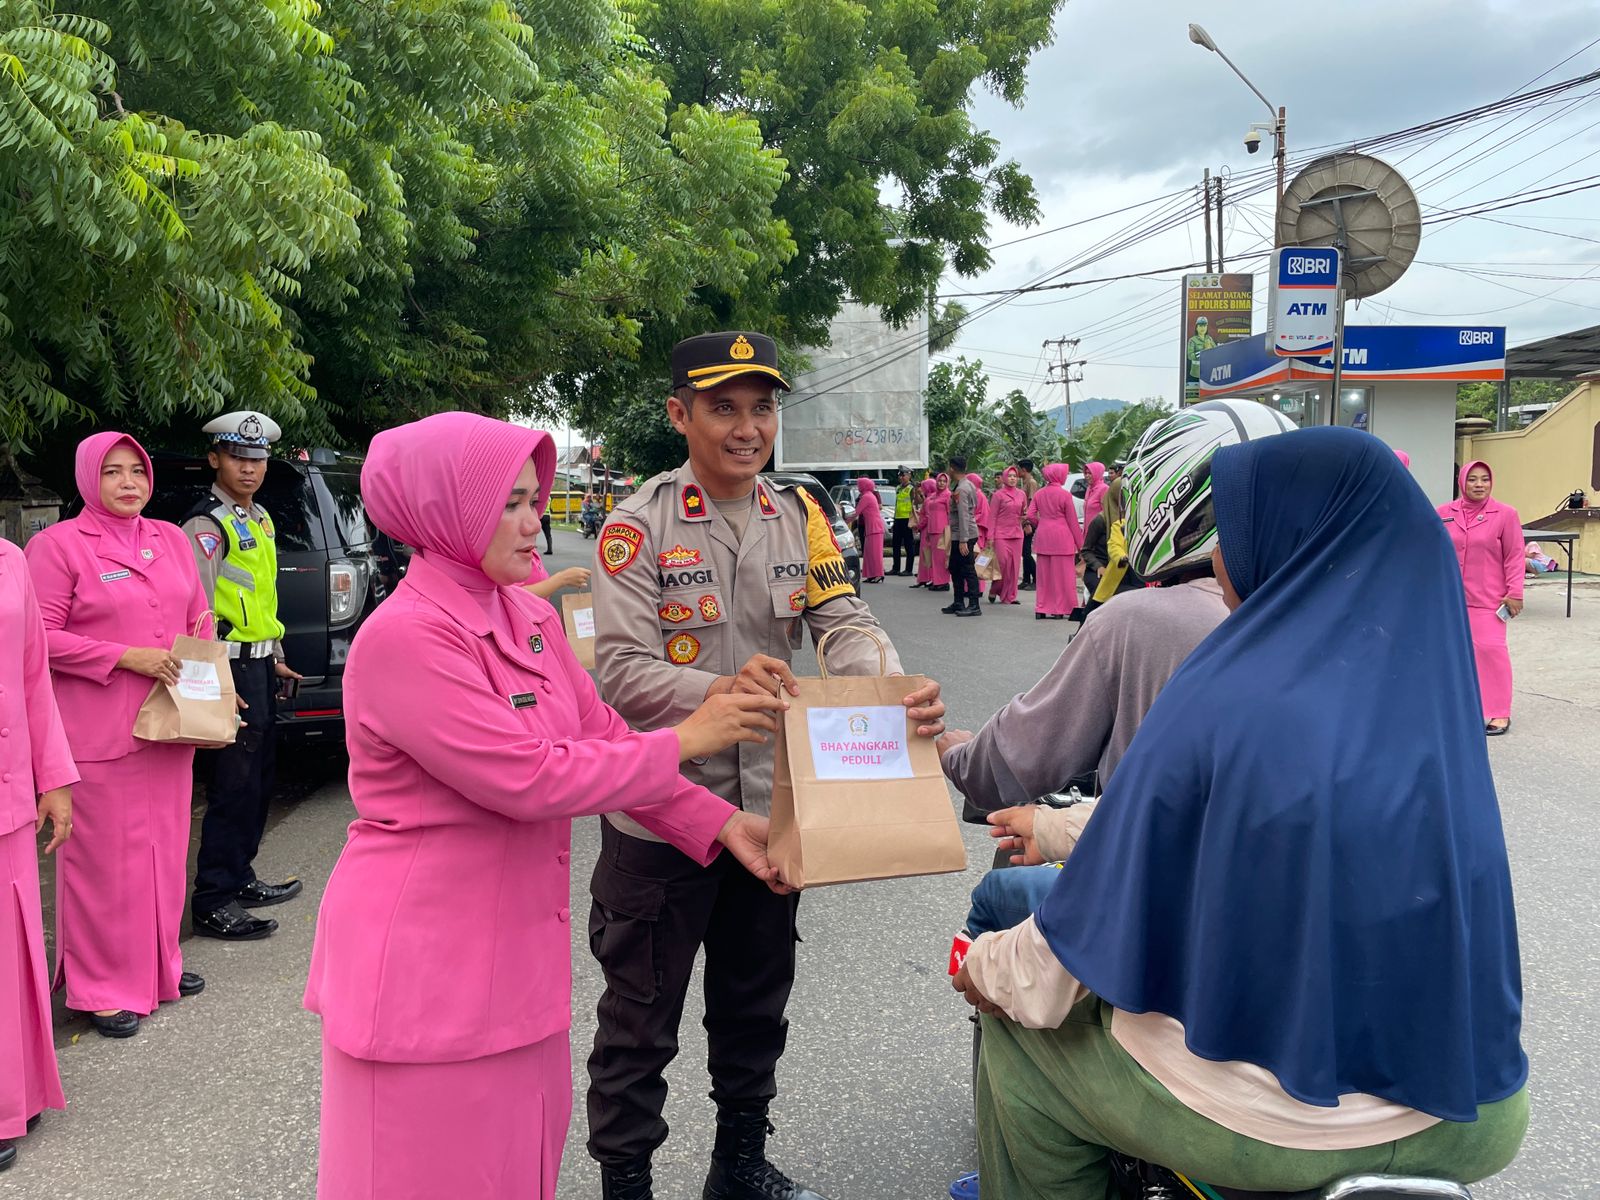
[140,449,403,745]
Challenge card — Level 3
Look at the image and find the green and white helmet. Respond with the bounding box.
[1124,399,1296,580]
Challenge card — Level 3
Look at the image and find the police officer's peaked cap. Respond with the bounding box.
[203,410,282,459]
[671,332,790,393]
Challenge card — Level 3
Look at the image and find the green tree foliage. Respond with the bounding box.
[1457,378,1572,422]
[1060,399,1172,471]
[580,0,1065,471]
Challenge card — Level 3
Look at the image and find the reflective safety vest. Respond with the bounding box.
[205,501,284,642]
[894,485,914,520]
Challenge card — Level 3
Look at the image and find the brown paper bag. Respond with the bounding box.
[133,618,237,748]
[973,547,1002,581]
[561,591,598,670]
[769,625,966,888]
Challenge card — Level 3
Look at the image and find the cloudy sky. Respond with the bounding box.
[938,0,1600,406]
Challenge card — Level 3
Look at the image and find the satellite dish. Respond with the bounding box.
[1276,152,1421,298]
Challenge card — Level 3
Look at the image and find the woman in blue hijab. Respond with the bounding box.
[955,427,1528,1198]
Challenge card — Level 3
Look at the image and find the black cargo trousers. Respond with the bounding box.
[586,818,800,1167]
[191,654,278,917]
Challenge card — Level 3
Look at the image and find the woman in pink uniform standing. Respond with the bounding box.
[25,433,210,1039]
[919,475,952,591]
[304,412,786,1200]
[967,472,992,549]
[1082,461,1108,528]
[987,468,1026,606]
[854,476,886,583]
[0,540,75,1174]
[1439,461,1524,735]
[1027,463,1083,620]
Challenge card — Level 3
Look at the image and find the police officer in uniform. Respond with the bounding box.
[888,466,917,575]
[586,333,946,1200]
[181,412,304,941]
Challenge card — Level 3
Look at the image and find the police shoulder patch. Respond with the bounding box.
[196,532,222,561]
[600,524,644,575]
[659,601,694,624]
[666,632,702,665]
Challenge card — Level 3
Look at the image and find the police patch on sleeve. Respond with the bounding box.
[600,523,644,575]
[799,488,854,607]
[196,532,222,560]
[666,633,702,664]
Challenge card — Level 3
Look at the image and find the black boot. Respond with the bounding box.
[702,1111,831,1200]
[601,1158,654,1200]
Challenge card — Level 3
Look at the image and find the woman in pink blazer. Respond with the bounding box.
[304,413,785,1200]
[24,433,211,1039]
[967,472,992,548]
[987,468,1027,605]
[0,540,75,1174]
[917,475,953,590]
[854,477,886,582]
[1026,463,1084,620]
[1439,461,1524,734]
[1082,460,1108,527]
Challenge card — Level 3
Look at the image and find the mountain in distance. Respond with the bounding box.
[1041,397,1127,435]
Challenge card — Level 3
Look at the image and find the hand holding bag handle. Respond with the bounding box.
[813,623,889,680]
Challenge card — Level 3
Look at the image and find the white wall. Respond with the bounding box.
[1371,381,1457,506]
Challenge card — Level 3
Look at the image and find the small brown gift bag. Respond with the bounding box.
[973,547,1001,581]
[769,625,966,888]
[133,617,238,748]
[561,591,598,670]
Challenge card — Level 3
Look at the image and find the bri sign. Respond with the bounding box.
[1269,246,1341,358]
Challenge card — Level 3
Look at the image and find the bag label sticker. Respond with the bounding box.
[806,705,912,781]
[176,660,222,701]
[571,606,596,639]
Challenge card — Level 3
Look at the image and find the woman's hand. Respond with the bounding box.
[676,692,789,762]
[952,960,1001,1014]
[119,646,180,686]
[522,566,592,600]
[1503,595,1524,618]
[716,811,795,895]
[987,805,1045,866]
[36,787,72,855]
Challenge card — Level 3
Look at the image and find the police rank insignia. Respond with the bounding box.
[658,544,703,569]
[529,634,544,654]
[660,601,694,624]
[698,594,721,622]
[681,485,707,521]
[600,524,643,574]
[756,484,778,517]
[789,588,806,612]
[667,633,701,664]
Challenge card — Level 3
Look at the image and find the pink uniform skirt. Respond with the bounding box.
[54,744,194,1015]
[1033,554,1076,616]
[989,537,1023,604]
[0,822,65,1139]
[1467,605,1513,721]
[318,1031,572,1199]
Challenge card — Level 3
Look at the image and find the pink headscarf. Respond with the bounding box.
[856,477,877,495]
[1450,460,1494,522]
[1394,449,1412,469]
[936,472,950,491]
[1000,467,1021,492]
[75,431,154,551]
[919,478,936,498]
[1042,462,1069,486]
[363,412,556,580]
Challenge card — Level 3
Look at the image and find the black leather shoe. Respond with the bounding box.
[236,878,303,907]
[601,1159,654,1200]
[956,605,981,616]
[703,1112,831,1200]
[193,900,278,941]
[178,972,206,997]
[0,1141,14,1172]
[25,1115,38,1132]
[89,1010,140,1039]
[940,602,963,614]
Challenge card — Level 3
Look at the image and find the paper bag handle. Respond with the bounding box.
[814,623,890,679]
[189,610,219,640]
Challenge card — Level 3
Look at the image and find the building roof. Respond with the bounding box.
[1506,324,1600,380]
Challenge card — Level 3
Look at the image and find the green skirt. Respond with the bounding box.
[977,998,1527,1200]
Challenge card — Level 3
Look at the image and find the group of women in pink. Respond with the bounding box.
[2,432,213,1172]
[899,462,1096,619]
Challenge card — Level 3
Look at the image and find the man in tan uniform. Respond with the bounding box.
[586,331,945,1200]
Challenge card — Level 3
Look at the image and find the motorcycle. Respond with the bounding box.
[954,792,1478,1200]
[579,505,602,539]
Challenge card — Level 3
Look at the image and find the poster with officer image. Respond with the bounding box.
[1180,273,1254,402]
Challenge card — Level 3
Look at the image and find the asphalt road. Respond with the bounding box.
[10,530,1598,1199]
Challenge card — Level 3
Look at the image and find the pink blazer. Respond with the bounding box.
[854,488,885,537]
[304,553,735,1063]
[24,516,209,762]
[0,540,78,836]
[1027,486,1083,556]
[1438,498,1524,611]
[991,487,1026,540]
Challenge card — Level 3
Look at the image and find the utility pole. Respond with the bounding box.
[1202,169,1214,271]
[1215,173,1226,271]
[1043,337,1087,436]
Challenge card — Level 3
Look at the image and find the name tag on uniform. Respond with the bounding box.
[100,569,131,583]
[510,692,538,710]
[231,517,257,551]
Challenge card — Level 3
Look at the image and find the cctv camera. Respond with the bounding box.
[1244,129,1263,154]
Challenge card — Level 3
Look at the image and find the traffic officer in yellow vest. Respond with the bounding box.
[889,465,917,575]
[586,332,946,1200]
[180,411,304,941]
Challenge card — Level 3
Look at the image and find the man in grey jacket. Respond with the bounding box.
[943,455,982,616]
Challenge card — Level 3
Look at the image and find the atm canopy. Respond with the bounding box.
[1198,326,1506,398]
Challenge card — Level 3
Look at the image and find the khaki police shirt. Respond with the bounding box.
[592,463,904,839]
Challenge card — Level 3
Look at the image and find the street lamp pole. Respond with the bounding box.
[1188,24,1286,243]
